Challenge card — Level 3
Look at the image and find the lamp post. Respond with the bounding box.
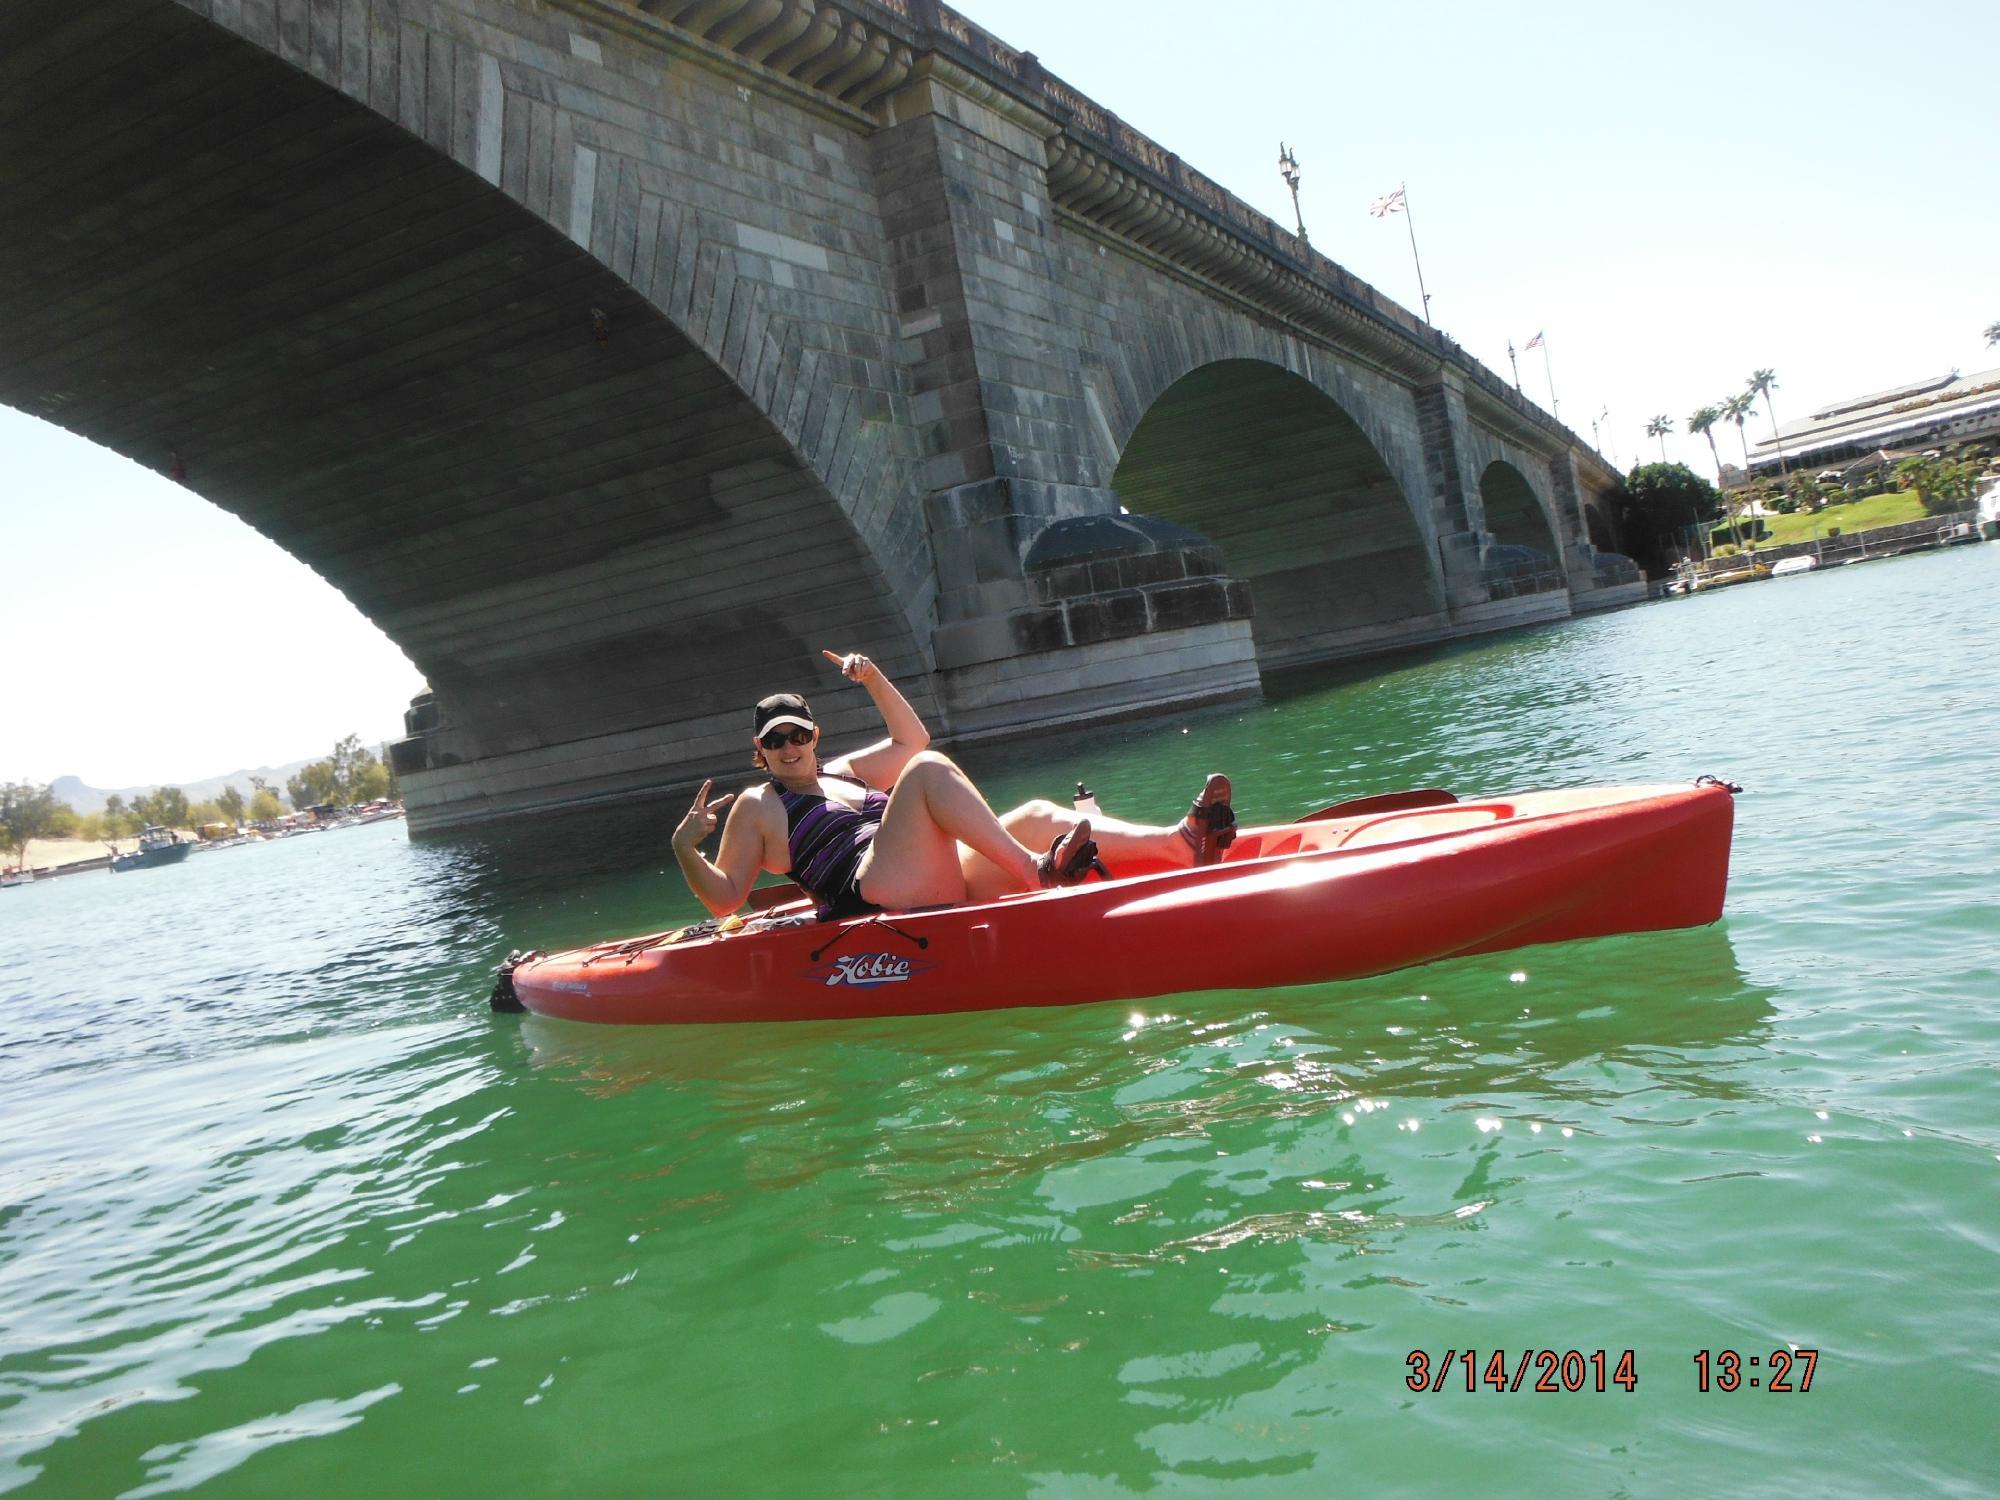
[1278,142,1306,243]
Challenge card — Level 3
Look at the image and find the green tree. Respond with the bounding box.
[1918,456,1978,514]
[1,782,71,866]
[1987,321,2000,347]
[287,760,340,810]
[216,786,246,826]
[1645,414,1673,462]
[329,734,370,801]
[131,787,191,830]
[1615,462,1721,572]
[101,793,139,840]
[249,788,285,822]
[352,758,394,803]
[1787,471,1826,513]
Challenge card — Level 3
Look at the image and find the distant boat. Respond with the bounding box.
[1771,556,1818,576]
[111,827,195,873]
[1,866,33,888]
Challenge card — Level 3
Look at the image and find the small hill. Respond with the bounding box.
[51,737,399,813]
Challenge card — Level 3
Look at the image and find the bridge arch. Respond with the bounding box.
[1110,359,1446,668]
[0,0,929,826]
[1478,460,1563,556]
[1475,460,1567,598]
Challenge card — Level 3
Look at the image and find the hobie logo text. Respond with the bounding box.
[815,953,926,987]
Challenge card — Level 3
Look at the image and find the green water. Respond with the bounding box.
[4,547,1998,1496]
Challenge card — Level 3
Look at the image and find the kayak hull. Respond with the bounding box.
[507,783,1734,1025]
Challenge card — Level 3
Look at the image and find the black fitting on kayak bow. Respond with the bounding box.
[810,914,928,964]
[1695,775,1744,794]
[489,949,542,1013]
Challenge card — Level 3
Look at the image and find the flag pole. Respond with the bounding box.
[1400,184,1432,324]
[1540,338,1559,420]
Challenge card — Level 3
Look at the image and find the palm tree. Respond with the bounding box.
[1687,405,1727,557]
[1747,369,1788,485]
[1688,405,1725,481]
[1986,321,2000,347]
[1645,413,1674,462]
[1722,391,1757,468]
[1895,455,1936,507]
[1721,391,1759,548]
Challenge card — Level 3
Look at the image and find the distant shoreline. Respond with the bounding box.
[15,836,144,871]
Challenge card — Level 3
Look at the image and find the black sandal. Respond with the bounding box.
[1179,773,1236,866]
[1038,820,1107,887]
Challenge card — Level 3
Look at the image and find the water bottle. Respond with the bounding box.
[1073,782,1100,815]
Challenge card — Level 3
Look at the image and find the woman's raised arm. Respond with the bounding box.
[820,650,930,788]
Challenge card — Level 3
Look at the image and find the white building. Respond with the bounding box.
[1747,368,2000,480]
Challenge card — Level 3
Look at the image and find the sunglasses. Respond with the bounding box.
[758,726,816,750]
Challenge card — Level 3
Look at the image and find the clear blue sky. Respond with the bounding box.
[4,0,1994,788]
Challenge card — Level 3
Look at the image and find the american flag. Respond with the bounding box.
[1523,331,1545,350]
[1369,186,1406,217]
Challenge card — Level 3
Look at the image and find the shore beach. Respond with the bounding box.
[13,836,144,873]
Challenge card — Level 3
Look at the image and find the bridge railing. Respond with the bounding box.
[889,2,1584,454]
[618,0,1595,462]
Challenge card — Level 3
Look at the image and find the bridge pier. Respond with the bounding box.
[874,54,1261,734]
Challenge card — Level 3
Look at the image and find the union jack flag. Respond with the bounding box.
[1523,330,1545,350]
[1369,186,1406,217]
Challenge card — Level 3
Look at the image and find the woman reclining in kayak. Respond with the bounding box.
[672,649,1235,921]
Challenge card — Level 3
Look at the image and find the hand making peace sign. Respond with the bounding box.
[672,778,735,853]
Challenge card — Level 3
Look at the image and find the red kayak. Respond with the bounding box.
[494,781,1736,1025]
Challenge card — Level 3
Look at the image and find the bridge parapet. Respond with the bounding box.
[595,0,1595,462]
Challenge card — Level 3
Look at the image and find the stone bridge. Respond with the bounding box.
[0,0,1639,830]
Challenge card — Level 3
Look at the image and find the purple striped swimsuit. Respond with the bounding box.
[772,773,888,920]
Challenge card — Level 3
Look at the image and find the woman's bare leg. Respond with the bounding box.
[856,751,1042,909]
[959,800,1195,902]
